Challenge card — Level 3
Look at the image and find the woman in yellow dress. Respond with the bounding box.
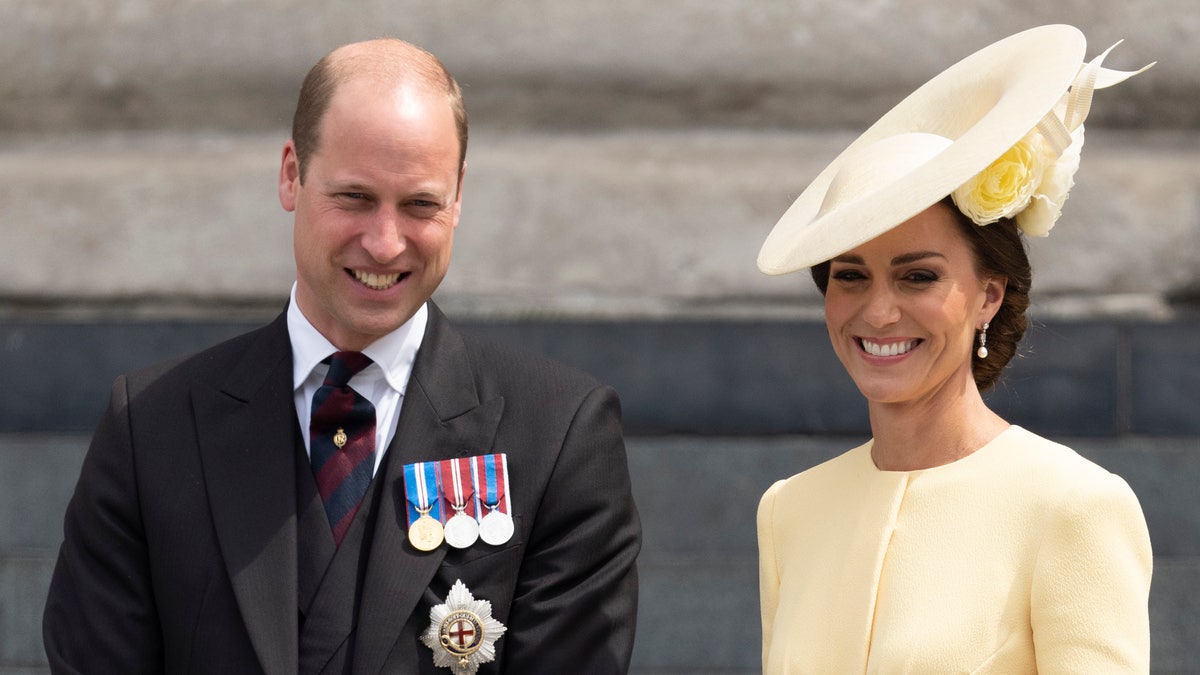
[755,25,1154,673]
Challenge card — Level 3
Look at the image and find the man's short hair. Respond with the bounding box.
[290,40,468,182]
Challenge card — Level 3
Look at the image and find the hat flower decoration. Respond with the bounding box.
[757,25,1154,275]
[952,40,1145,237]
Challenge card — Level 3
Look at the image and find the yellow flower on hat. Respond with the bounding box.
[952,131,1051,226]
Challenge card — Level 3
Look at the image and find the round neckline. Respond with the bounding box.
[865,424,1019,475]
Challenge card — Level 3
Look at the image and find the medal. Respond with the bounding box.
[421,579,507,674]
[404,461,445,551]
[410,506,445,552]
[444,513,478,550]
[473,454,513,546]
[440,457,479,549]
[479,509,514,546]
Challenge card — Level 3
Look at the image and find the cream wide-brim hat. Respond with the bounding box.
[758,24,1098,275]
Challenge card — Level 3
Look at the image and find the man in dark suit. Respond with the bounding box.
[43,38,640,674]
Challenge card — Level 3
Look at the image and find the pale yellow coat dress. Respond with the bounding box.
[757,425,1152,674]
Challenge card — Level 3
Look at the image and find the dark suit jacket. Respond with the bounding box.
[43,302,641,674]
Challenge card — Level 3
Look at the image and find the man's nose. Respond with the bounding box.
[360,208,406,262]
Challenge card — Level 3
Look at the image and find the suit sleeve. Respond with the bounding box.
[499,385,641,674]
[43,376,164,674]
[1030,470,1152,673]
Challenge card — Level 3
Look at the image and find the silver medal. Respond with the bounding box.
[479,508,514,546]
[441,458,479,549]
[444,510,480,549]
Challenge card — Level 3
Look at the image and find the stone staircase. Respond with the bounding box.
[3,1,1199,672]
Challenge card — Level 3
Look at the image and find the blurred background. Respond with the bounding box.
[2,1,1198,672]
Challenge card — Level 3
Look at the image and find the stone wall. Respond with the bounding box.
[3,1,1198,672]
[3,0,1198,319]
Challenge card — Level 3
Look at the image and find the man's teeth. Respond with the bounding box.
[861,339,918,357]
[354,271,401,290]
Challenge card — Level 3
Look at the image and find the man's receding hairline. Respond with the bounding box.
[324,38,452,95]
[292,37,468,183]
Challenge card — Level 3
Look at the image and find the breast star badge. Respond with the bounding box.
[421,579,507,674]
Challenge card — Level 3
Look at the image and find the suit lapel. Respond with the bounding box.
[353,303,505,675]
[193,314,300,675]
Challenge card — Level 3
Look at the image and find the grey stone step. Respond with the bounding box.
[3,129,1199,320]
[4,434,1198,671]
[633,554,1200,673]
[3,316,1200,436]
[1,1,1189,132]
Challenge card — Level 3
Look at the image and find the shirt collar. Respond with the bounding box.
[286,282,428,395]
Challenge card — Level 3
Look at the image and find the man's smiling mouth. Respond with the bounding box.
[351,270,403,290]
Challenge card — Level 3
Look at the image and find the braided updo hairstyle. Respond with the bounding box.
[809,197,1032,391]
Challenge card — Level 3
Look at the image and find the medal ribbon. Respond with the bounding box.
[438,457,477,518]
[473,453,509,515]
[403,461,444,526]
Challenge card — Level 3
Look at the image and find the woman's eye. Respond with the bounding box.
[903,270,938,283]
[832,269,866,282]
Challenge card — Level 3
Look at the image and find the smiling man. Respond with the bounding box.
[44,39,641,674]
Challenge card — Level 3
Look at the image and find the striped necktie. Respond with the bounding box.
[309,351,376,546]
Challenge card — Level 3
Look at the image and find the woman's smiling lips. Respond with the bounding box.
[857,337,921,358]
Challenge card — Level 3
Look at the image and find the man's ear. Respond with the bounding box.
[450,162,466,229]
[279,141,300,213]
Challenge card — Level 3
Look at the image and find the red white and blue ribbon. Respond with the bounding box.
[472,453,509,517]
[403,461,444,527]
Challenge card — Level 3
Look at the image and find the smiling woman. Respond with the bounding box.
[819,202,1006,416]
[812,195,1031,394]
[754,25,1155,674]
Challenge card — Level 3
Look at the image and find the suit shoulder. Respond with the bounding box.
[457,328,606,395]
[121,320,283,395]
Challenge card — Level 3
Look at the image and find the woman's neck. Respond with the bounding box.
[867,377,1009,471]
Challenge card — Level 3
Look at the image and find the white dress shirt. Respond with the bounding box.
[287,283,427,475]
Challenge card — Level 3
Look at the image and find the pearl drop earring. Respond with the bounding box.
[976,322,989,359]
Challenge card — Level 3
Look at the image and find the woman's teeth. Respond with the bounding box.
[861,339,918,357]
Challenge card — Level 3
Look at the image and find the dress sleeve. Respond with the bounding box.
[757,479,785,670]
[1030,469,1152,673]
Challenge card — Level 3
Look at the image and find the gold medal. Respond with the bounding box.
[409,506,445,552]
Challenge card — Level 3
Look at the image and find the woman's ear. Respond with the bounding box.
[981,276,1007,325]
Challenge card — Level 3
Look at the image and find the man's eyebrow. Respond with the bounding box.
[325,181,372,193]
